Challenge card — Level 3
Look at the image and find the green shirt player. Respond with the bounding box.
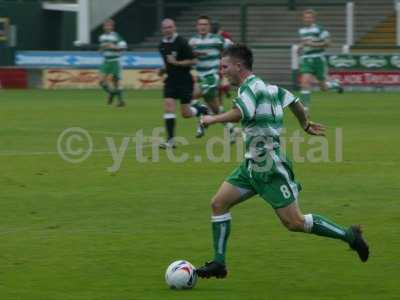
[189,15,235,141]
[99,19,127,107]
[196,44,369,279]
[298,9,343,112]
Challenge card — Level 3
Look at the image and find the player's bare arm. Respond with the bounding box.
[201,108,242,125]
[289,101,326,136]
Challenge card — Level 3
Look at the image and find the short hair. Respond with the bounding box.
[197,15,211,23]
[222,44,253,71]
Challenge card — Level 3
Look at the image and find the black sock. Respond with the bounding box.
[164,114,176,141]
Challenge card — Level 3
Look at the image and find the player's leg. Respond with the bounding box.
[197,161,256,278]
[319,78,343,93]
[217,83,224,109]
[99,65,114,104]
[198,74,235,141]
[207,95,235,144]
[159,97,177,149]
[205,96,220,115]
[112,61,125,106]
[218,76,231,110]
[192,75,216,138]
[190,82,210,114]
[275,201,369,262]
[299,73,313,112]
[112,78,125,107]
[217,76,236,144]
[192,81,203,103]
[299,57,315,112]
[254,151,369,262]
[204,94,236,144]
[180,103,208,118]
[197,181,255,278]
[317,57,343,94]
[179,78,208,119]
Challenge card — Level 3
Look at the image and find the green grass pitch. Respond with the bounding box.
[0,89,399,300]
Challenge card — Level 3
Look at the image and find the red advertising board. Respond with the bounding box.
[329,71,400,86]
[0,68,28,89]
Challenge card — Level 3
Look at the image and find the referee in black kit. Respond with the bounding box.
[158,18,208,149]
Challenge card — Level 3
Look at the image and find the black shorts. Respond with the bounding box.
[163,76,193,104]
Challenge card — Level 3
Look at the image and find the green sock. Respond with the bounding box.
[304,214,352,243]
[300,90,311,108]
[212,213,231,264]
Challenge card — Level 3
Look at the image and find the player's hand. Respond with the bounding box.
[201,115,217,126]
[303,121,326,136]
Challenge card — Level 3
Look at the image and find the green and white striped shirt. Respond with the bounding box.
[298,24,329,57]
[234,75,299,159]
[99,31,127,61]
[189,33,228,78]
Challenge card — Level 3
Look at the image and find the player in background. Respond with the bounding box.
[98,19,127,107]
[158,18,208,149]
[196,44,369,279]
[211,21,233,110]
[298,9,343,113]
[189,16,235,142]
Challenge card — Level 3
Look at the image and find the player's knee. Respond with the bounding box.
[211,198,229,214]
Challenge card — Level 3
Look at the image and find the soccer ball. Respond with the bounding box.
[165,260,197,290]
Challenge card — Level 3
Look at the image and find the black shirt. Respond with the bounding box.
[158,34,194,81]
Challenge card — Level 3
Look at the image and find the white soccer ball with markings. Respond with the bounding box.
[165,260,197,289]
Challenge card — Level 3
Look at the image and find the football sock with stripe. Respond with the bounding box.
[212,213,231,264]
[304,214,353,243]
